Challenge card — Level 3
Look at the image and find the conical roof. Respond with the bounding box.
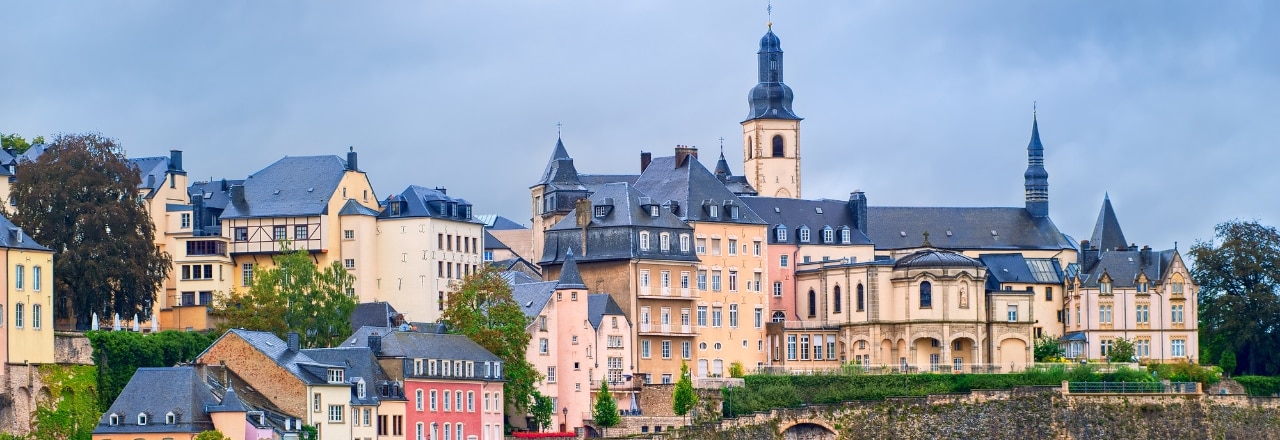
[556,249,586,289]
[1089,194,1128,251]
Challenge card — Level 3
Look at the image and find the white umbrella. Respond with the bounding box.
[132,314,140,332]
[91,313,99,331]
[151,317,159,333]
[113,313,121,331]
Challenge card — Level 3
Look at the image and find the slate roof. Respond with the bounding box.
[484,230,510,250]
[866,207,1074,251]
[712,152,758,196]
[742,196,873,245]
[536,137,586,188]
[206,329,342,385]
[476,214,527,230]
[894,249,983,270]
[93,367,218,435]
[300,347,390,406]
[509,280,557,319]
[541,182,699,264]
[1089,195,1129,251]
[129,156,171,193]
[221,155,353,219]
[978,253,1064,292]
[632,154,766,225]
[1078,248,1177,288]
[379,185,478,222]
[587,293,627,330]
[351,302,400,329]
[343,327,502,363]
[206,385,249,413]
[0,214,50,251]
[557,249,587,289]
[339,198,382,216]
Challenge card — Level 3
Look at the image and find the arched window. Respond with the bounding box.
[417,422,425,440]
[108,414,119,426]
[639,231,651,251]
[14,303,23,328]
[747,136,754,159]
[807,289,817,317]
[137,413,148,426]
[856,284,865,311]
[822,226,834,244]
[772,135,785,157]
[833,285,842,313]
[166,412,176,425]
[920,281,933,308]
[772,311,785,323]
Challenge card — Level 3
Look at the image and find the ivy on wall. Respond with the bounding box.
[85,330,218,410]
[28,365,99,440]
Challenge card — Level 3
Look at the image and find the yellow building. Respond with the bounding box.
[1,215,54,366]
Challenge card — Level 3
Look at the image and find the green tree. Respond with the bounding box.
[729,361,746,378]
[86,330,217,409]
[673,361,697,417]
[11,133,172,326]
[1034,336,1064,362]
[1220,349,1237,377]
[1190,220,1280,375]
[592,381,621,436]
[441,265,538,410]
[1,133,45,154]
[212,243,356,348]
[529,390,554,432]
[1108,337,1137,363]
[193,430,230,440]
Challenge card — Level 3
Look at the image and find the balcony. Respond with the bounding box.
[186,240,228,257]
[774,319,842,330]
[637,288,697,300]
[590,378,640,391]
[637,323,696,337]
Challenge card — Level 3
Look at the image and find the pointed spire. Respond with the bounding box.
[556,249,586,290]
[536,136,582,187]
[713,150,732,182]
[210,379,249,413]
[1024,108,1049,217]
[1090,194,1128,252]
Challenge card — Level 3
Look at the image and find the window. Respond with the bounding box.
[444,390,452,411]
[661,271,671,289]
[681,340,692,359]
[660,233,670,251]
[594,205,609,217]
[697,271,707,290]
[920,281,932,308]
[1100,305,1113,324]
[775,226,787,242]
[773,282,783,297]
[841,228,851,244]
[344,229,355,240]
[754,308,763,328]
[710,238,721,255]
[242,263,254,286]
[708,204,719,218]
[180,213,191,229]
[14,303,22,328]
[416,390,425,411]
[779,255,789,268]
[1100,339,1113,357]
[787,335,797,360]
[1100,281,1113,295]
[138,413,149,426]
[1136,339,1150,358]
[314,392,322,412]
[1172,305,1185,323]
[1007,305,1018,322]
[772,135,785,157]
[295,225,308,240]
[15,265,22,290]
[833,285,842,313]
[328,368,344,383]
[329,405,344,422]
[639,231,650,251]
[798,227,810,243]
[753,273,762,292]
[822,227,833,244]
[728,239,738,255]
[1172,282,1185,295]
[344,259,356,269]
[681,272,690,289]
[31,304,40,329]
[697,306,707,326]
[416,423,425,440]
[696,238,706,254]
[711,270,722,291]
[1136,305,1150,324]
[273,226,287,241]
[430,390,438,410]
[661,340,671,358]
[1045,287,1053,301]
[234,227,248,241]
[1172,339,1186,357]
[800,335,810,360]
[640,270,650,288]
[828,335,836,359]
[640,340,651,358]
[680,234,690,252]
[711,307,724,327]
[728,270,738,291]
[753,240,761,256]
[109,414,119,426]
[608,335,623,348]
[729,304,739,327]
[857,284,865,311]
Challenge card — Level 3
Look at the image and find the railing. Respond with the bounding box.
[590,378,640,390]
[775,319,842,330]
[1067,381,1200,394]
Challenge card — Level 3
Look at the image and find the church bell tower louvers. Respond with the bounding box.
[742,23,803,199]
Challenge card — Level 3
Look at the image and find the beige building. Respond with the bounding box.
[742,27,803,199]
[1,215,55,366]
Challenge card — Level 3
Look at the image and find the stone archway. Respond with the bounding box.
[780,420,837,440]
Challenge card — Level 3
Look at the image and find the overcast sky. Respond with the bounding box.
[3,1,1276,250]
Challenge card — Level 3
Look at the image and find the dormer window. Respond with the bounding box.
[840,227,851,244]
[357,379,366,398]
[108,414,120,426]
[389,201,401,217]
[1100,281,1113,295]
[659,233,670,251]
[639,231,651,251]
[649,205,659,217]
[679,234,690,252]
[138,413,149,426]
[799,226,811,243]
[593,206,609,218]
[775,226,787,242]
[728,204,739,219]
[166,412,176,425]
[328,368,344,383]
[821,226,834,244]
[708,204,719,218]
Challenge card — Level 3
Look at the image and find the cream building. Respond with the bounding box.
[1,215,54,366]
[742,26,803,199]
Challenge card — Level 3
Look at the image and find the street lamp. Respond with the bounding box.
[561,407,568,432]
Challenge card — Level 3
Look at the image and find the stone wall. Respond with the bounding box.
[54,331,94,365]
[0,333,94,436]
[672,387,1280,440]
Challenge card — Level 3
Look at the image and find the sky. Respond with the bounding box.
[3,1,1277,251]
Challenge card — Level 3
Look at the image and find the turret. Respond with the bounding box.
[1024,112,1049,217]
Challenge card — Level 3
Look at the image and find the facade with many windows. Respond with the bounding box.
[0,214,55,366]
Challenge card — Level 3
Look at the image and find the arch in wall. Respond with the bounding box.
[780,421,837,440]
[997,335,1030,372]
[772,135,785,157]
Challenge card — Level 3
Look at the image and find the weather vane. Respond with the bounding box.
[767,0,773,29]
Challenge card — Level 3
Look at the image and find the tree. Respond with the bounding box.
[212,243,356,348]
[86,330,218,409]
[194,430,230,440]
[441,265,538,410]
[1,132,45,154]
[673,361,697,418]
[1190,220,1280,375]
[10,133,171,326]
[529,390,554,432]
[592,381,621,436]
[729,361,746,378]
[1220,349,1237,377]
[1034,336,1065,362]
[1108,337,1137,363]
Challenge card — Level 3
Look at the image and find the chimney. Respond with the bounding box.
[346,146,358,171]
[848,191,868,236]
[287,332,300,352]
[147,174,156,188]
[368,332,382,356]
[434,186,447,195]
[230,184,246,205]
[1140,245,1152,266]
[169,150,184,172]
[220,178,228,191]
[640,152,652,173]
[674,145,698,168]
[191,192,206,236]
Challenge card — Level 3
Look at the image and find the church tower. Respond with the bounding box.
[742,23,803,198]
[1024,111,1049,217]
[531,136,588,265]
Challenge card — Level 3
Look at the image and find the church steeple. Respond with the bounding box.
[1090,193,1128,252]
[746,27,801,121]
[1024,110,1049,217]
[742,22,804,199]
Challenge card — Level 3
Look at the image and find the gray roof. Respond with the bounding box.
[206,385,249,413]
[535,137,585,188]
[742,196,873,245]
[129,156,170,193]
[894,249,983,270]
[1089,194,1129,251]
[978,253,1064,291]
[556,249,586,289]
[499,269,542,286]
[0,214,50,251]
[93,367,218,435]
[1079,248,1177,288]
[339,198,382,216]
[484,229,510,250]
[300,346,391,406]
[587,293,626,330]
[509,280,557,319]
[866,207,1074,251]
[476,214,527,230]
[351,302,400,329]
[580,174,640,193]
[343,327,502,363]
[632,154,766,225]
[206,329,342,385]
[541,182,698,264]
[221,155,353,219]
[379,185,478,222]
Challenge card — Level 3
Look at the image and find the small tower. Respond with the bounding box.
[531,136,588,264]
[1090,193,1128,252]
[742,23,803,199]
[1024,111,1049,217]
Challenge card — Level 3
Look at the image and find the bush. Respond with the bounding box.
[1148,361,1221,384]
[1234,376,1280,396]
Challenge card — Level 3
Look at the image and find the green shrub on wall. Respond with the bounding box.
[29,364,99,440]
[86,330,218,410]
[1235,376,1280,396]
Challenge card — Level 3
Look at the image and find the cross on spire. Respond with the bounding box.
[556,121,562,137]
[718,137,725,153]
